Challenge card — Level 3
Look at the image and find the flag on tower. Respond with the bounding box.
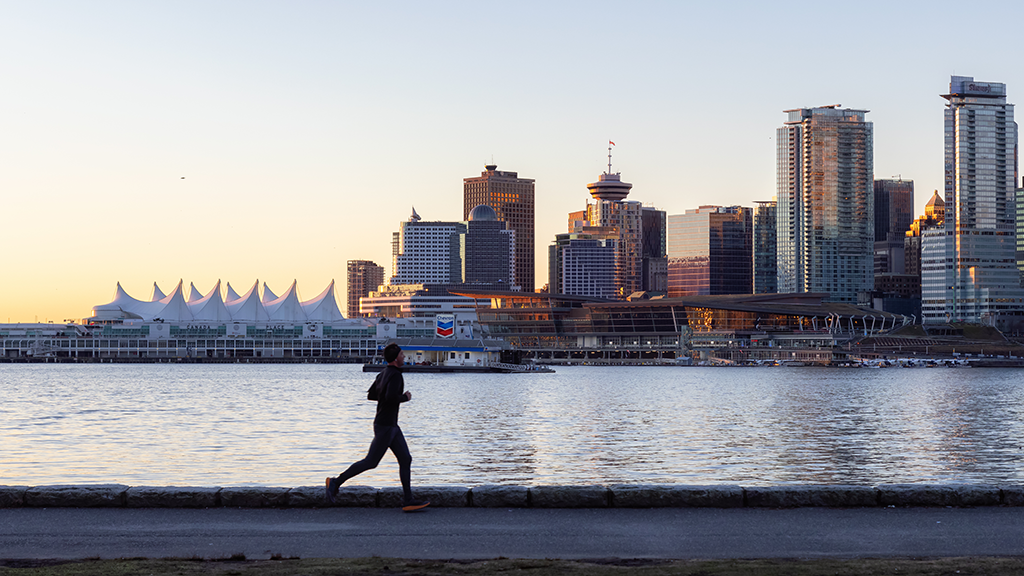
[609,140,615,146]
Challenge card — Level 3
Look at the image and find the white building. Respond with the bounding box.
[922,76,1024,329]
[391,208,461,285]
[919,227,948,323]
[1,280,504,361]
[549,231,619,299]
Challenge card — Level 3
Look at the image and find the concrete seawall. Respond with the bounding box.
[3,484,1024,508]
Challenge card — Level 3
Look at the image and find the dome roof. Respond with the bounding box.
[468,204,498,221]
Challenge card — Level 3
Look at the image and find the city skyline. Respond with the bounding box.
[3,1,1023,322]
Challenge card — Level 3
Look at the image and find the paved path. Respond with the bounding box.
[3,507,1024,560]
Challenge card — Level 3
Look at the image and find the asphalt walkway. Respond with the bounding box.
[2,507,1024,560]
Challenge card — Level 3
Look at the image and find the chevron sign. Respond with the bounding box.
[435,314,455,338]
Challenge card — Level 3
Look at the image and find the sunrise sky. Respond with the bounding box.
[3,0,1023,322]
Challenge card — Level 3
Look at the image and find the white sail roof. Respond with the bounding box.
[225,283,242,303]
[188,283,204,303]
[264,280,307,321]
[225,281,270,322]
[262,282,279,304]
[91,282,148,320]
[92,280,345,323]
[190,281,232,322]
[302,280,345,322]
[150,283,166,302]
[155,281,194,322]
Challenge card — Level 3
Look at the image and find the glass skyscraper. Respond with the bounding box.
[667,206,752,297]
[753,200,777,294]
[641,206,667,292]
[873,179,914,274]
[921,76,1024,329]
[776,106,874,303]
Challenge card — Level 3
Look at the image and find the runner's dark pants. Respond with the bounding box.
[337,424,412,500]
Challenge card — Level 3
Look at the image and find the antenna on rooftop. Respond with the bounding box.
[607,140,616,174]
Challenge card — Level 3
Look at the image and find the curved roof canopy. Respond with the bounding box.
[92,280,345,323]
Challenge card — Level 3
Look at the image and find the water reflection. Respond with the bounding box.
[2,364,1024,487]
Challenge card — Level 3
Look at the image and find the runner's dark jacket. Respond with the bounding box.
[367,365,408,427]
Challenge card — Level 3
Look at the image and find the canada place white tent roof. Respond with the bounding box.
[91,280,345,323]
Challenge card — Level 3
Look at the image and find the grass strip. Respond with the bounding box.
[3,556,1024,576]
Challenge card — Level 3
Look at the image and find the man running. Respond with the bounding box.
[326,343,429,512]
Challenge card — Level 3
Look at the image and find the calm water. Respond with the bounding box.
[2,364,1024,488]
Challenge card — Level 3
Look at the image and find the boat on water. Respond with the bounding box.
[363,336,553,373]
[362,362,553,374]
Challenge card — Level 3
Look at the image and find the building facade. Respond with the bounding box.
[873,179,915,274]
[874,179,915,243]
[753,200,778,294]
[777,106,874,303]
[585,172,643,298]
[391,210,461,285]
[459,205,516,287]
[452,288,909,366]
[360,283,486,323]
[391,206,515,288]
[641,206,668,293]
[1017,179,1024,276]
[346,260,384,318]
[667,206,753,297]
[548,228,619,299]
[464,165,536,291]
[905,191,946,280]
[922,76,1024,329]
[920,227,948,322]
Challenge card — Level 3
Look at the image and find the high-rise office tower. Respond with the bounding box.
[776,106,874,302]
[548,227,620,299]
[873,179,915,274]
[641,206,667,292]
[390,207,515,288]
[391,209,462,285]
[464,165,535,291]
[459,205,516,287]
[667,206,752,297]
[922,76,1024,328]
[1016,178,1024,277]
[753,199,778,294]
[874,179,915,242]
[905,191,945,280]
[346,260,384,318]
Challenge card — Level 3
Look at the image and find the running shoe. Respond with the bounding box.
[325,477,339,504]
[402,499,430,512]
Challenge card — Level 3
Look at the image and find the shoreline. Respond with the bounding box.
[3,483,1023,508]
[3,357,1024,367]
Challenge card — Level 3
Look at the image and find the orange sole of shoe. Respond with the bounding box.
[402,502,430,512]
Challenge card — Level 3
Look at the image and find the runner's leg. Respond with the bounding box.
[337,426,394,484]
[389,427,413,501]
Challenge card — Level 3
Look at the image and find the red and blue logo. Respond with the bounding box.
[435,315,454,338]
